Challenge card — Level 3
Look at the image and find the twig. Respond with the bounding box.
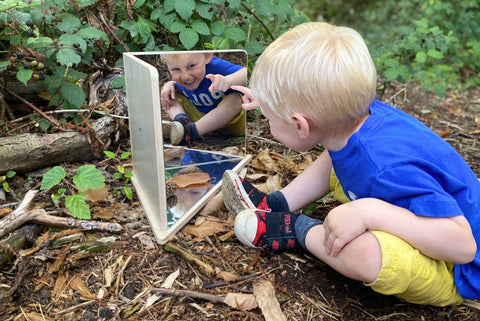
[241,3,275,41]
[151,288,225,304]
[98,13,129,52]
[164,241,215,277]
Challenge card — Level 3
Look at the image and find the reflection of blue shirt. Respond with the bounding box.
[329,100,480,299]
[181,150,243,185]
[176,56,243,113]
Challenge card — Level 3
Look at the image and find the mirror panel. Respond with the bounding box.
[124,50,249,244]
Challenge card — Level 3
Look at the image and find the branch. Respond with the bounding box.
[241,3,275,41]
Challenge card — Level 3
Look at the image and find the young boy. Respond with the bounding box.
[160,52,247,145]
[222,22,480,306]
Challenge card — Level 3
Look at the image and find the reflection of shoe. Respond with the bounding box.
[222,170,271,215]
[234,209,299,252]
[162,121,184,145]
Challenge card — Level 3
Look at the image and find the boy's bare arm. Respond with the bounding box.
[160,80,177,109]
[281,150,333,211]
[206,67,247,92]
[323,197,476,264]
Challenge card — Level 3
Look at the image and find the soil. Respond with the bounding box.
[1,81,480,320]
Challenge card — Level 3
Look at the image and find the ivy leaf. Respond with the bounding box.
[60,81,86,109]
[191,20,210,35]
[40,166,66,191]
[16,65,33,86]
[175,0,195,20]
[73,165,105,190]
[179,28,199,49]
[65,194,91,219]
[57,13,81,33]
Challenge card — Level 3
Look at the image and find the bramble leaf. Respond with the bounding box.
[40,166,67,191]
[65,193,91,219]
[73,165,105,190]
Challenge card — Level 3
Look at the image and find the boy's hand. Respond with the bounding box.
[160,81,176,110]
[230,85,261,110]
[323,201,369,257]
[206,74,231,92]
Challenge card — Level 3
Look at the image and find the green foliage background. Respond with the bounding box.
[0,0,478,109]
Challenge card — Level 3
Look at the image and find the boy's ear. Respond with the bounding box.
[291,113,310,139]
[205,52,214,64]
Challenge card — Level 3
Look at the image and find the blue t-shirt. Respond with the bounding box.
[176,56,243,113]
[329,99,480,299]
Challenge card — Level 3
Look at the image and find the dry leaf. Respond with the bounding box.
[93,207,115,220]
[52,273,68,300]
[0,207,12,218]
[167,172,211,189]
[446,105,462,116]
[257,149,280,172]
[253,280,287,321]
[215,268,239,282]
[182,220,227,238]
[265,175,282,193]
[198,192,225,216]
[81,186,108,202]
[21,312,53,321]
[162,269,180,289]
[435,127,451,138]
[224,292,258,311]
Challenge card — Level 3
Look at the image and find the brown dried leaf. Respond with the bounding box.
[0,207,12,218]
[215,268,239,282]
[224,292,258,311]
[93,207,115,220]
[253,280,287,321]
[81,186,108,202]
[265,174,282,193]
[52,273,68,300]
[182,220,227,238]
[167,172,211,189]
[446,105,462,116]
[22,312,53,321]
[257,149,280,172]
[435,127,451,138]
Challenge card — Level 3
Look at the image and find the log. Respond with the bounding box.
[0,116,116,175]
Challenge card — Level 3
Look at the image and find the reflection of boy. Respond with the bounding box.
[161,53,247,145]
[223,22,480,307]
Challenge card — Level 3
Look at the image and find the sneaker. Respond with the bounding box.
[162,121,184,145]
[222,170,270,215]
[234,209,299,252]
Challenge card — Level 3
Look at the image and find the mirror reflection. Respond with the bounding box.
[128,50,248,230]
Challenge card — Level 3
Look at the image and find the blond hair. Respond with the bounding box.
[250,22,377,128]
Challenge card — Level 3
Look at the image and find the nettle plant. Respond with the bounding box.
[0,0,109,110]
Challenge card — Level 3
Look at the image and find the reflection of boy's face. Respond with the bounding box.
[165,53,212,91]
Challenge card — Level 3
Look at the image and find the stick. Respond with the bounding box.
[0,190,122,239]
[150,288,225,304]
[164,241,215,277]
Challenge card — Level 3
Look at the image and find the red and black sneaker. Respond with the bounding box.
[234,209,299,252]
[222,170,271,215]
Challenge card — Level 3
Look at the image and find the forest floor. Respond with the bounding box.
[1,81,480,320]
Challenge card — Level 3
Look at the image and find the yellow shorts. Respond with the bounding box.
[176,93,246,137]
[330,170,463,306]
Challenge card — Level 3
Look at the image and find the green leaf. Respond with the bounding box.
[59,33,87,51]
[65,194,91,219]
[16,65,33,86]
[60,81,86,109]
[2,182,9,193]
[225,27,246,41]
[73,165,105,190]
[124,186,133,199]
[384,68,399,82]
[57,13,81,33]
[77,26,108,41]
[120,151,131,159]
[113,172,122,179]
[25,36,54,50]
[415,51,427,63]
[196,3,214,20]
[0,61,12,69]
[164,0,175,12]
[191,20,210,35]
[175,0,195,20]
[210,21,225,36]
[110,76,125,89]
[104,151,115,159]
[179,28,199,49]
[227,0,241,8]
[6,171,16,178]
[56,48,81,67]
[38,118,52,132]
[427,49,444,59]
[170,20,187,33]
[40,166,67,191]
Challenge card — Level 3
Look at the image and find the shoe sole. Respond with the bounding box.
[162,121,184,145]
[222,170,256,215]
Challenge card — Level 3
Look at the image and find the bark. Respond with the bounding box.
[0,116,116,174]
